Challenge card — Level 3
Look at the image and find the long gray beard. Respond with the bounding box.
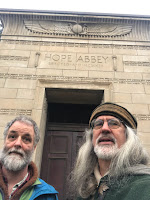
[0,147,33,171]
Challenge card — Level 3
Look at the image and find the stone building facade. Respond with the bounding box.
[0,9,150,199]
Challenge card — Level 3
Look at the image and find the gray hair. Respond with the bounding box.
[69,126,150,199]
[3,116,40,146]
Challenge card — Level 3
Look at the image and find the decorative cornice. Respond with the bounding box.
[0,73,150,85]
[2,39,150,51]
[0,13,150,41]
[24,20,133,38]
[0,108,31,115]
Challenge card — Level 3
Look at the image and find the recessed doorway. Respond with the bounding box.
[40,88,104,200]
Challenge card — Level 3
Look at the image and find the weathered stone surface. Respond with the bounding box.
[63,69,88,77]
[138,120,150,133]
[17,89,35,99]
[5,79,37,89]
[8,67,36,75]
[115,103,150,115]
[132,94,150,104]
[113,93,132,103]
[0,88,17,98]
[0,98,33,109]
[0,9,150,168]
[113,83,145,93]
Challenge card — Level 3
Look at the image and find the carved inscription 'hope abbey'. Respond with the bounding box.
[44,53,109,68]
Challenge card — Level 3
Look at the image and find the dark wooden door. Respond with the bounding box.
[40,123,87,200]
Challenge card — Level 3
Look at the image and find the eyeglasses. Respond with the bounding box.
[91,118,123,130]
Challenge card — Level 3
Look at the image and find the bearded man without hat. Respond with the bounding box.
[0,116,58,200]
[70,102,150,200]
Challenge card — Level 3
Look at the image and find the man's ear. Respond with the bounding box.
[34,145,37,150]
[3,138,5,143]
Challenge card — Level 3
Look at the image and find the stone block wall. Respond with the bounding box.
[0,10,150,168]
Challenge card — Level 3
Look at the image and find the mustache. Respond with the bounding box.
[5,147,25,157]
[96,134,116,144]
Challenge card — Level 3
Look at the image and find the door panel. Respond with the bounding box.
[40,123,87,200]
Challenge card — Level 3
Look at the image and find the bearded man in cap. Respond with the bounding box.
[0,116,58,200]
[70,102,150,200]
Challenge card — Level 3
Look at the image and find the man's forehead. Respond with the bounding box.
[8,121,34,133]
[10,121,32,127]
[96,115,118,120]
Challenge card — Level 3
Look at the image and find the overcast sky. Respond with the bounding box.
[0,0,150,16]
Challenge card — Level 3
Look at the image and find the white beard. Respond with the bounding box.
[94,143,119,160]
[94,134,119,160]
[0,147,33,171]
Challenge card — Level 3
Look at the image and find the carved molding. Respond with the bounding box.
[0,73,150,85]
[0,109,31,115]
[124,61,150,67]
[134,115,150,120]
[0,55,29,61]
[3,39,150,51]
[1,12,150,41]
[0,108,149,121]
[24,20,132,38]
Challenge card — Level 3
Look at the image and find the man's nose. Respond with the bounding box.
[14,136,22,148]
[101,121,111,131]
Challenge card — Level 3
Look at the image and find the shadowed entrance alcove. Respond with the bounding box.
[40,88,104,200]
